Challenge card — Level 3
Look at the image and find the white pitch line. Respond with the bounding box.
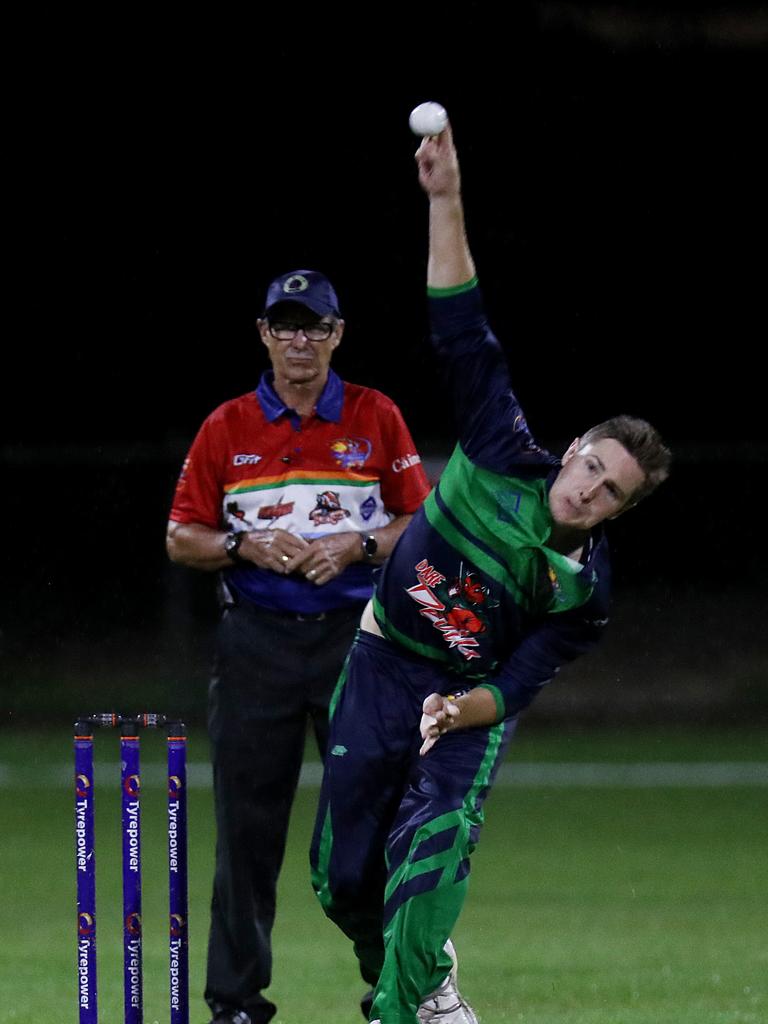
[3,761,767,788]
[493,762,768,787]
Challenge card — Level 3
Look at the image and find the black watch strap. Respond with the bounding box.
[224,531,246,563]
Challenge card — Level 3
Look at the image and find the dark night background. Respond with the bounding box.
[2,3,766,727]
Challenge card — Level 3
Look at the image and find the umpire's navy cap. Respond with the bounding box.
[263,269,341,318]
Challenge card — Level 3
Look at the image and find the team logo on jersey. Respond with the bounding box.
[309,490,351,525]
[405,559,498,661]
[233,454,262,465]
[258,499,295,521]
[547,565,563,601]
[392,453,422,473]
[226,501,254,527]
[496,490,522,523]
[330,437,372,469]
[360,496,377,521]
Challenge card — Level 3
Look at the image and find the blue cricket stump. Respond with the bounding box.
[74,714,190,1024]
[167,723,189,1024]
[121,719,144,1023]
[75,724,98,1024]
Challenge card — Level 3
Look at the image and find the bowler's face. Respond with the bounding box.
[548,437,646,531]
[258,303,343,388]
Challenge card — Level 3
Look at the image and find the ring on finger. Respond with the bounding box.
[307,568,317,578]
[281,554,289,563]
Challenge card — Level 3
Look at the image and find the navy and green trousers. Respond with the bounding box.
[310,629,516,1024]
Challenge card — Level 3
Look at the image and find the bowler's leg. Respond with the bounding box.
[311,633,421,986]
[371,716,516,1023]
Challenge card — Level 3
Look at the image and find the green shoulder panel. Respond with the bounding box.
[426,445,595,614]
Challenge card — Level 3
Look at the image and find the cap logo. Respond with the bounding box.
[282,274,309,295]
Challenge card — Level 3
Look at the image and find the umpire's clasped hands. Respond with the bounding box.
[241,528,362,587]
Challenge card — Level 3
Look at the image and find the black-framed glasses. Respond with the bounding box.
[268,321,336,342]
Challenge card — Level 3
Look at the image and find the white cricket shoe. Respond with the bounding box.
[417,939,479,1023]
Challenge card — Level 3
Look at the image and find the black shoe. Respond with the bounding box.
[360,988,374,1019]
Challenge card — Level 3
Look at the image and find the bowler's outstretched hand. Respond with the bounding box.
[415,124,461,199]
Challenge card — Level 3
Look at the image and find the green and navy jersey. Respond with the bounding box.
[373,280,611,720]
[170,370,431,614]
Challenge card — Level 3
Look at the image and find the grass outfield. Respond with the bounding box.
[0,726,766,1023]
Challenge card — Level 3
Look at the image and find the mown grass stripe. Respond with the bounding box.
[7,762,768,788]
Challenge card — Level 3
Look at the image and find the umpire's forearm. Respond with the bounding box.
[166,515,415,573]
[364,513,414,564]
[166,520,231,571]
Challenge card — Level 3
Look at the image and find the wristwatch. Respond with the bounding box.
[224,531,246,563]
[360,533,378,560]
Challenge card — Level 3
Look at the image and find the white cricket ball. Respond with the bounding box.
[408,101,448,137]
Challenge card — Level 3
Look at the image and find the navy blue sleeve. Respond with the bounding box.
[428,282,557,474]
[478,608,609,721]
[477,540,611,721]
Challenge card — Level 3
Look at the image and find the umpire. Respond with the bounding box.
[166,268,431,1024]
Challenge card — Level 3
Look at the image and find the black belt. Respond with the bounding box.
[227,598,363,624]
[276,606,364,622]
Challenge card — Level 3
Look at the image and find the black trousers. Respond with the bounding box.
[204,599,364,1023]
